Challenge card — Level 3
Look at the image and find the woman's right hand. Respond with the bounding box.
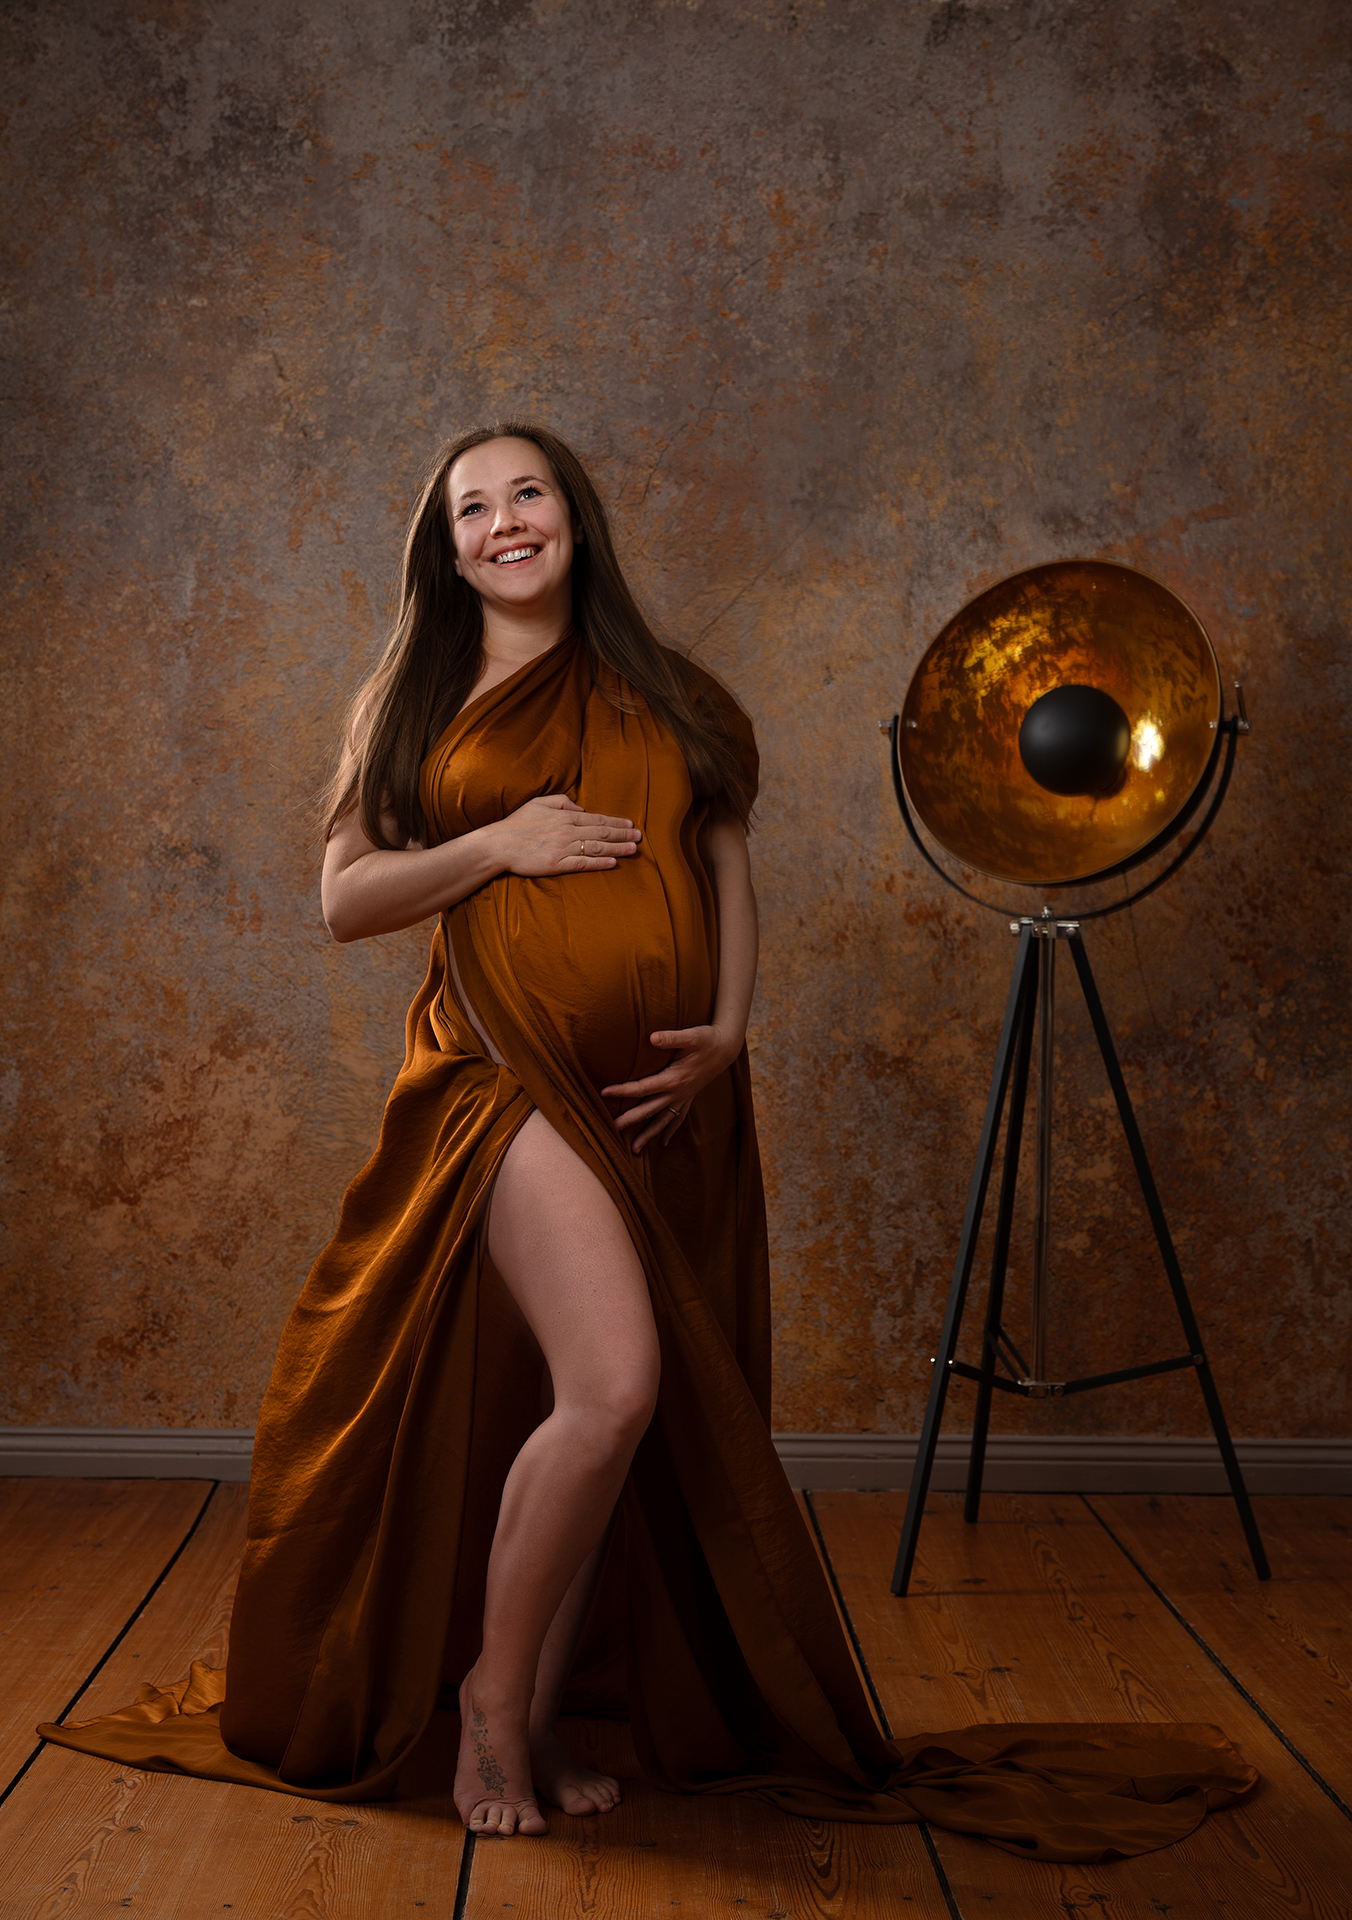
[324,793,640,944]
[488,794,642,876]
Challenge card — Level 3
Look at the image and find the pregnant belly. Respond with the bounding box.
[466,863,716,1094]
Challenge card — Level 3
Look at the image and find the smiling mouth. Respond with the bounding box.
[492,546,541,565]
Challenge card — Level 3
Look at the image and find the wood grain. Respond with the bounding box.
[0,1478,211,1788]
[1092,1494,1352,1795]
[0,1750,468,1920]
[9,1481,1351,1918]
[811,1489,1352,1919]
[465,1717,943,1919]
[0,1483,467,1917]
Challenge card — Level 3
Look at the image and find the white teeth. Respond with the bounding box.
[493,546,538,563]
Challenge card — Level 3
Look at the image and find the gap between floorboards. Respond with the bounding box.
[0,1481,221,1814]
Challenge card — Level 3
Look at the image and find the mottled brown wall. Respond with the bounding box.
[2,0,1348,1439]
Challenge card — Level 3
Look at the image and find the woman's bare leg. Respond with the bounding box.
[526,1535,620,1815]
[453,1112,658,1836]
[520,1377,617,1807]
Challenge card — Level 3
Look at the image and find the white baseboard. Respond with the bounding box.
[772,1432,1352,1496]
[0,1427,1346,1495]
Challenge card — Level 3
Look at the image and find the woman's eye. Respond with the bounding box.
[460,503,484,516]
[517,486,542,500]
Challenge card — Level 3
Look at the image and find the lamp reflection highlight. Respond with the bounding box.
[1132,718,1164,773]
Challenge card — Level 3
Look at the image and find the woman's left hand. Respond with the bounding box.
[602,1025,742,1152]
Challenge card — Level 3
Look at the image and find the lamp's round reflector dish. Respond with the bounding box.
[899,561,1221,886]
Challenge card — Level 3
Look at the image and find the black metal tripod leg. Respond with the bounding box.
[892,926,1038,1596]
[966,963,1037,1523]
[1191,1358,1272,1579]
[1067,935,1271,1582]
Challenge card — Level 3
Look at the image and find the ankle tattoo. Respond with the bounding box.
[471,1707,508,1795]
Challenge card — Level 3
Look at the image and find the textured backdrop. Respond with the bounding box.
[2,0,1348,1441]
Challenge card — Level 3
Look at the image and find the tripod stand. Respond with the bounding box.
[890,914,1270,1597]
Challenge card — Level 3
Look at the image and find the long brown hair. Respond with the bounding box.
[321,422,754,847]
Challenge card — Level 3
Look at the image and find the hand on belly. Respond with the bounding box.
[601,1022,740,1153]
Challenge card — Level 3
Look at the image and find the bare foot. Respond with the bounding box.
[530,1727,622,1816]
[454,1670,548,1837]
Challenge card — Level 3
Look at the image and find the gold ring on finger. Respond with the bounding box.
[667,1105,682,1118]
[579,839,586,854]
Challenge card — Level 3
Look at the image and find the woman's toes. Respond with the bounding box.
[465,1796,548,1837]
[531,1733,622,1816]
[558,1774,620,1816]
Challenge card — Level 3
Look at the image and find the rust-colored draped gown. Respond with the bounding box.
[44,636,1256,1860]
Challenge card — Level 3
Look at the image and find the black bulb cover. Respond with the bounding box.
[1018,684,1132,797]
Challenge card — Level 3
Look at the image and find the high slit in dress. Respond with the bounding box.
[42,633,1257,1860]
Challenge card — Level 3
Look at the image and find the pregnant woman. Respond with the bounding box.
[45,424,1256,1860]
[300,422,763,1837]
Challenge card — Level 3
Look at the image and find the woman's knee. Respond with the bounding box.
[560,1361,659,1457]
[607,1367,660,1442]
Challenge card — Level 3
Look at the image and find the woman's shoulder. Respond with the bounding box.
[662,647,759,801]
[663,647,754,731]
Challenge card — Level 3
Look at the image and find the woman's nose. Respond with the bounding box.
[491,500,525,534]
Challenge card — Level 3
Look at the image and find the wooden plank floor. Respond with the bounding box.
[0,1479,213,1787]
[465,1717,939,1919]
[1089,1493,1352,1790]
[1,1482,1349,1917]
[0,1483,468,1916]
[812,1489,1352,1918]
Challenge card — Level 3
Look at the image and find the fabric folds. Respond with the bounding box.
[42,634,1257,1860]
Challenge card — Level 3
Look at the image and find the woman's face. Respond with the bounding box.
[445,436,577,622]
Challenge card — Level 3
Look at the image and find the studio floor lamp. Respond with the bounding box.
[882,560,1269,1597]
